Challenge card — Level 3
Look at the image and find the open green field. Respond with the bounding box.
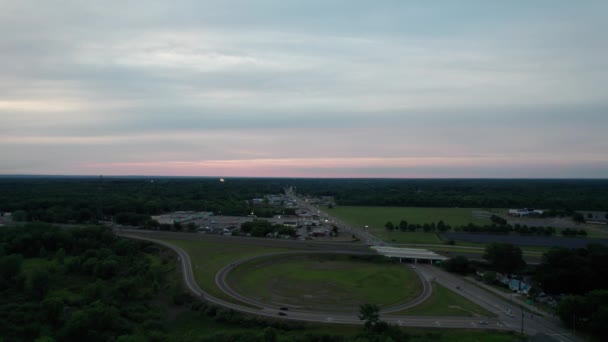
[160,239,289,304]
[390,282,496,317]
[325,206,496,244]
[227,254,421,312]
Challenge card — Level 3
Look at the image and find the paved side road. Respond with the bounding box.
[119,233,509,330]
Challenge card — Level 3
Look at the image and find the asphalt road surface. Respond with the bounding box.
[119,231,580,340]
[121,233,503,329]
[417,264,578,341]
[285,190,385,246]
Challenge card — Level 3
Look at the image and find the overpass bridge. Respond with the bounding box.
[372,246,449,264]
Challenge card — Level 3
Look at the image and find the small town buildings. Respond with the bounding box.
[508,208,544,217]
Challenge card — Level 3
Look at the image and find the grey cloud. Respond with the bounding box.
[1,1,607,176]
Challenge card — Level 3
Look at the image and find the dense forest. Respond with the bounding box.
[0,224,343,341]
[290,178,608,210]
[1,177,607,226]
[0,177,287,224]
[0,224,175,341]
[0,224,480,341]
[534,244,608,337]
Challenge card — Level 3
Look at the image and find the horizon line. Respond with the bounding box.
[1,174,607,180]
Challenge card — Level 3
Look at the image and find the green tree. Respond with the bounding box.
[572,212,585,223]
[28,269,50,299]
[41,296,64,325]
[555,290,608,338]
[56,248,66,264]
[442,256,471,274]
[60,301,130,341]
[262,327,278,342]
[384,221,394,232]
[12,210,28,222]
[0,254,23,287]
[482,271,497,285]
[483,242,525,274]
[399,220,408,232]
[358,303,380,331]
[437,220,448,232]
[490,215,507,225]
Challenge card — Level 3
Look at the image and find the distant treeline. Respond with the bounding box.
[385,219,587,237]
[0,177,288,224]
[289,178,608,210]
[2,178,608,226]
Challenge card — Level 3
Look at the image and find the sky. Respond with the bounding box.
[1,1,607,178]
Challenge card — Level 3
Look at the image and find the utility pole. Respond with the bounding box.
[521,304,524,336]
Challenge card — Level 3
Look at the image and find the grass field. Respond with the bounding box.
[159,239,289,304]
[227,254,421,312]
[325,206,495,244]
[390,282,495,317]
[154,239,516,341]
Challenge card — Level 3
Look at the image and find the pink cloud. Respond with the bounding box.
[77,155,608,178]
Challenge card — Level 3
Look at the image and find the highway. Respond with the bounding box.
[417,264,578,341]
[117,231,579,342]
[285,189,385,246]
[285,190,544,264]
[121,233,507,330]
[116,228,371,253]
[119,231,580,340]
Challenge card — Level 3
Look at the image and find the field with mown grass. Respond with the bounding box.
[325,206,499,244]
[227,253,421,311]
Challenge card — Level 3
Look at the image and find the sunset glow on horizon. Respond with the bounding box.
[2,1,607,178]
